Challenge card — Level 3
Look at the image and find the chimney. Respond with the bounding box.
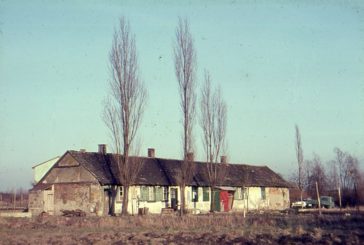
[187,152,194,162]
[79,149,86,153]
[148,148,155,158]
[220,155,227,164]
[98,144,107,154]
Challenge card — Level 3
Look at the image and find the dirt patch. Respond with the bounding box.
[0,213,363,244]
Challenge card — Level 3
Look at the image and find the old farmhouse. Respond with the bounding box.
[29,145,291,216]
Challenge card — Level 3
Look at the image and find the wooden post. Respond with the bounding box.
[316,182,321,215]
[13,189,16,210]
[338,186,342,211]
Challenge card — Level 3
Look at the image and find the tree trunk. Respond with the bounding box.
[110,186,117,215]
[180,185,185,216]
[122,185,129,215]
[210,187,214,212]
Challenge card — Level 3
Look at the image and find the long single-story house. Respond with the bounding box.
[29,145,291,216]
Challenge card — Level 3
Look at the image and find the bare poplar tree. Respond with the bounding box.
[104,17,147,215]
[174,17,197,215]
[200,70,227,211]
[295,124,304,201]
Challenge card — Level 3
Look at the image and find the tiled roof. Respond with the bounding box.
[63,151,290,188]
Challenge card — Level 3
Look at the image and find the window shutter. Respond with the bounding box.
[203,187,209,201]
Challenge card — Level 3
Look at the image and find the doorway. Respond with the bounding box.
[104,189,111,215]
[170,188,178,211]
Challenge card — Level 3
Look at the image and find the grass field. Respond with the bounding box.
[0,213,363,244]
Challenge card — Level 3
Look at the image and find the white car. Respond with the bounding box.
[291,200,307,208]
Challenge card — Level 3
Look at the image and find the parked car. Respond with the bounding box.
[291,198,317,209]
[291,200,307,209]
[292,196,335,209]
[320,196,335,209]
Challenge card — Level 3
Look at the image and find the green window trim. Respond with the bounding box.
[202,187,209,202]
[261,187,266,200]
[140,186,167,202]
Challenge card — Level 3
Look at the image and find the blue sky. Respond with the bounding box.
[0,0,363,191]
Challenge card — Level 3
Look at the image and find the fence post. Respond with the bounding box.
[13,189,16,210]
[316,182,321,215]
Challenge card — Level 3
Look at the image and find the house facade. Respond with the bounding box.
[29,145,290,216]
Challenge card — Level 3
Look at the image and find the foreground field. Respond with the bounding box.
[0,213,363,244]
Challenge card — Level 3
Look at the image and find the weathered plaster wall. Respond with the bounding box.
[233,187,290,211]
[53,183,103,215]
[268,187,290,210]
[28,190,44,216]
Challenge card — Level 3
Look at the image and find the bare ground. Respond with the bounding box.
[0,213,363,244]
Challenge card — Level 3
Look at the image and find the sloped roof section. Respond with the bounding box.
[49,150,291,188]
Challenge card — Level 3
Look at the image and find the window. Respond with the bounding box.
[140,186,149,201]
[192,186,198,202]
[202,187,209,202]
[261,187,266,200]
[117,186,123,202]
[242,187,247,200]
[155,186,164,201]
[234,188,242,200]
[234,187,248,200]
[163,187,168,201]
[148,186,156,202]
[140,186,167,202]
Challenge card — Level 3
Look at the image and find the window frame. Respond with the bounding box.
[191,186,198,202]
[261,187,266,200]
[117,186,123,202]
[202,187,210,202]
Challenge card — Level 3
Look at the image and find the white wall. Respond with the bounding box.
[114,185,290,214]
[33,157,60,183]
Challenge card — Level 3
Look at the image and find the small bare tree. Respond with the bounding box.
[295,124,304,201]
[174,17,197,215]
[306,154,327,199]
[104,17,147,215]
[200,70,227,211]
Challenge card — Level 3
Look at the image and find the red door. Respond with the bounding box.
[220,191,229,212]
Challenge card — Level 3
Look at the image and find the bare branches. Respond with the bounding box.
[174,17,197,215]
[174,17,196,157]
[104,17,147,215]
[200,70,227,190]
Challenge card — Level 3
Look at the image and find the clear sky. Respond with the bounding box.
[0,0,363,191]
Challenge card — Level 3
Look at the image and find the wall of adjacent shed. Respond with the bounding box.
[28,190,44,216]
[33,157,59,183]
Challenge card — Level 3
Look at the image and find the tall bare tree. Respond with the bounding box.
[174,17,197,215]
[295,124,304,201]
[104,17,147,215]
[200,70,227,211]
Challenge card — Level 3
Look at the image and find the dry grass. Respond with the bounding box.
[0,213,363,244]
